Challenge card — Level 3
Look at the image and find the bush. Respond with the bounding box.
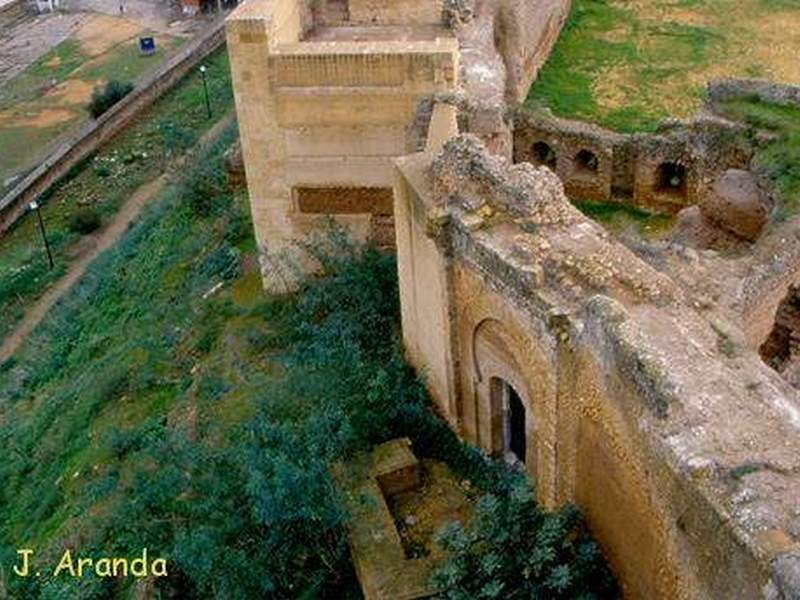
[88,80,134,119]
[68,207,102,234]
[432,487,619,599]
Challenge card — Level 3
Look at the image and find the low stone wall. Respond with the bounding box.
[709,78,800,108]
[513,109,752,213]
[0,17,227,235]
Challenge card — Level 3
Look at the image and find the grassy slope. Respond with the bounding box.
[0,121,615,600]
[0,46,233,346]
[0,124,272,598]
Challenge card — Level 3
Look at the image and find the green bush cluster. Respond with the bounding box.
[68,207,102,234]
[88,80,135,119]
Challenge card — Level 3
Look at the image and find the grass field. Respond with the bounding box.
[528,0,800,132]
[574,199,675,237]
[0,15,183,191]
[0,47,233,346]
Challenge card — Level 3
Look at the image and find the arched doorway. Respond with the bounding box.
[490,377,527,464]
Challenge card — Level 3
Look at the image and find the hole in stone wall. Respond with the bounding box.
[760,285,800,381]
[574,149,599,174]
[532,141,557,170]
[655,162,687,197]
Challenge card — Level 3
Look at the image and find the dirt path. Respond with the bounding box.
[0,112,235,363]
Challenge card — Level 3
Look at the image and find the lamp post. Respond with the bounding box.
[199,65,212,119]
[30,200,54,269]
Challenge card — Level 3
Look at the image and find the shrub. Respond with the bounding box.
[432,486,619,599]
[68,207,102,234]
[88,80,134,119]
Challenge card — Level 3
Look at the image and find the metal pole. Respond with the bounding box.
[200,66,212,119]
[30,201,54,269]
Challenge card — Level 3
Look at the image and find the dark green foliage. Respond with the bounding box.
[68,206,102,234]
[432,486,617,599]
[88,80,135,119]
[181,151,230,216]
[202,244,242,280]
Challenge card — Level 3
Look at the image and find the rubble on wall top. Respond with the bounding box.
[422,135,679,306]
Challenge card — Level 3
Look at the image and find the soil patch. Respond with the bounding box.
[44,78,100,106]
[75,14,142,57]
[0,107,77,128]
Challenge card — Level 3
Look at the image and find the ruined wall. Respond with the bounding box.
[494,0,570,104]
[709,78,800,109]
[227,0,458,290]
[513,109,752,213]
[395,132,800,599]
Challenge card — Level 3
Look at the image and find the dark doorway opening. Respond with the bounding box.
[760,284,800,375]
[508,385,526,464]
[532,141,557,170]
[655,162,687,197]
[575,149,599,174]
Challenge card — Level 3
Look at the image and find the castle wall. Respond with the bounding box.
[495,0,571,104]
[394,134,800,600]
[227,0,458,290]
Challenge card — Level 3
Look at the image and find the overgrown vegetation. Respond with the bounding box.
[716,97,800,220]
[0,46,234,345]
[88,80,134,118]
[434,488,616,599]
[527,0,800,132]
[0,122,616,598]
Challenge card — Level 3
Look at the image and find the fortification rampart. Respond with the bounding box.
[227,0,459,291]
[394,132,800,599]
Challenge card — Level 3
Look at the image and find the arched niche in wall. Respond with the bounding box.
[532,140,558,170]
[471,318,547,475]
[574,148,600,175]
[655,161,688,198]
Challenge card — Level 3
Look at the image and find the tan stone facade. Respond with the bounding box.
[226,0,458,291]
[395,131,800,599]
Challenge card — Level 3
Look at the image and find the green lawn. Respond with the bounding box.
[574,199,675,237]
[527,0,800,132]
[0,46,234,345]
